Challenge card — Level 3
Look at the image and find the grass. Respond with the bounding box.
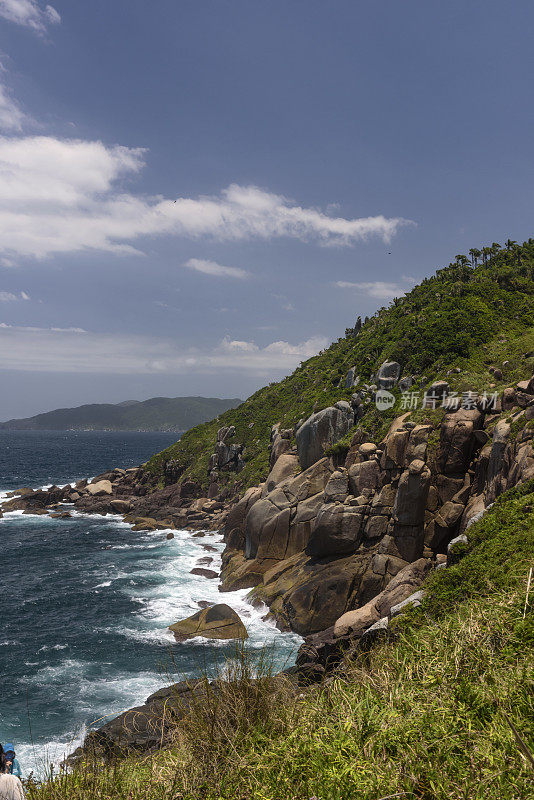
[26,481,534,800]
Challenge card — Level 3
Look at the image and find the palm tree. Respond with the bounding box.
[490,243,501,261]
[469,248,481,266]
[481,246,492,266]
[506,238,517,251]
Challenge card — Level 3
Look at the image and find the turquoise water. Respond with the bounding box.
[0,432,301,777]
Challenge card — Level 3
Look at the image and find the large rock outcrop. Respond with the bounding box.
[376,360,401,390]
[294,557,433,681]
[391,458,431,561]
[225,375,534,638]
[333,557,432,637]
[208,426,245,473]
[168,604,248,641]
[269,426,294,469]
[437,408,483,475]
[251,548,406,636]
[296,402,354,470]
[244,458,334,561]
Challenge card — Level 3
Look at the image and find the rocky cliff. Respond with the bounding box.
[218,377,533,678]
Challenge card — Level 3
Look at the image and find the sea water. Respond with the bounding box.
[0,431,302,777]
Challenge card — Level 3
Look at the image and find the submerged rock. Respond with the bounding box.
[190,567,218,579]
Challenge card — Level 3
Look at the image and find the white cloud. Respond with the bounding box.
[0,1,61,32]
[334,277,415,300]
[0,324,328,375]
[184,258,250,279]
[44,4,59,24]
[0,135,412,261]
[0,81,26,132]
[272,293,295,312]
[0,289,29,301]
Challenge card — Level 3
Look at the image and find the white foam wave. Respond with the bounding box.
[16,724,88,780]
[109,530,303,661]
[3,493,302,780]
[19,659,88,686]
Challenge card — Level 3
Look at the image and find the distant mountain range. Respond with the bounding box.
[0,396,242,432]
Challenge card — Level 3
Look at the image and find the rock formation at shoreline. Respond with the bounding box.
[169,604,248,641]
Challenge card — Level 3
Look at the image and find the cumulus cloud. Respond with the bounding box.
[0,324,328,375]
[334,277,415,300]
[0,1,61,32]
[0,135,412,261]
[0,289,29,301]
[184,258,250,279]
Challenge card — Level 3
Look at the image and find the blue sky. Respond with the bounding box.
[0,0,533,418]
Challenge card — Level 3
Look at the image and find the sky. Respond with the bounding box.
[0,0,533,419]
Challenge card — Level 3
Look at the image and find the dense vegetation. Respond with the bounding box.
[27,480,534,799]
[146,239,534,490]
[0,396,241,432]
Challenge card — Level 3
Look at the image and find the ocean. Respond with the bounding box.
[0,431,302,778]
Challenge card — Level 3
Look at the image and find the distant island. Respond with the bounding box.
[0,396,242,432]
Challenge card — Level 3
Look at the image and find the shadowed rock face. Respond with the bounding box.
[72,671,298,762]
[168,604,248,641]
[295,558,432,681]
[333,557,432,637]
[244,458,334,562]
[296,403,354,470]
[391,458,431,561]
[376,360,401,390]
[251,547,407,636]
[306,502,364,557]
[437,409,483,475]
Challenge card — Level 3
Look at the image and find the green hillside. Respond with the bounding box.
[0,396,242,432]
[146,239,534,490]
